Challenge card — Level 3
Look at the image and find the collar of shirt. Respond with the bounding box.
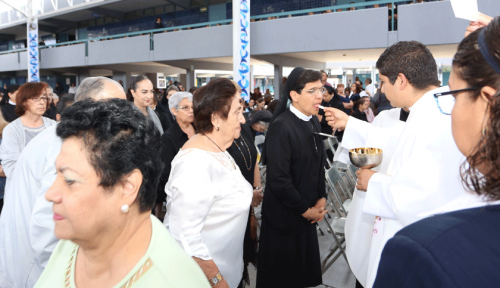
[409,86,449,113]
[8,99,15,105]
[290,104,312,121]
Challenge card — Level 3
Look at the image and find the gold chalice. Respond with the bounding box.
[349,148,383,169]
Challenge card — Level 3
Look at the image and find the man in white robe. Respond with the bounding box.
[333,108,405,286]
[325,41,467,288]
[0,77,126,288]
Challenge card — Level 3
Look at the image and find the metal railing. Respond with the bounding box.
[0,0,406,56]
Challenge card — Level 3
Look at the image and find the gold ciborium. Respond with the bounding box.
[349,148,383,169]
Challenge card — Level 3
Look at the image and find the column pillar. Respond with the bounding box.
[77,69,90,86]
[274,64,283,99]
[112,71,131,90]
[185,67,195,91]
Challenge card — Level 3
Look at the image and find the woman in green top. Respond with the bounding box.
[35,99,209,288]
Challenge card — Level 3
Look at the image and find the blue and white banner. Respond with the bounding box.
[232,0,250,101]
[27,19,39,82]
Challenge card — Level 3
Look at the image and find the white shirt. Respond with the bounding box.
[365,84,375,97]
[290,104,312,121]
[164,148,252,288]
[340,87,467,288]
[335,108,404,286]
[67,87,77,94]
[0,125,61,288]
[8,100,15,105]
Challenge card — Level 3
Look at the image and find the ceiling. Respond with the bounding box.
[279,44,459,63]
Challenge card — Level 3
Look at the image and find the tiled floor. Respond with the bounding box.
[245,218,355,288]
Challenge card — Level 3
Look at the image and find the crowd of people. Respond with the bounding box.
[0,11,498,288]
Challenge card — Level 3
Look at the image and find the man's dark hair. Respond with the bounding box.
[376,41,439,90]
[57,98,163,213]
[57,93,75,115]
[324,85,335,95]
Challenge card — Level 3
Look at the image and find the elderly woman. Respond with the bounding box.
[374,16,500,288]
[126,75,164,135]
[156,92,195,219]
[164,78,250,288]
[35,99,209,288]
[0,82,56,179]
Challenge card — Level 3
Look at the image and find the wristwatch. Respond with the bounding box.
[209,272,222,286]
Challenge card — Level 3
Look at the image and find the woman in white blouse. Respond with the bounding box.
[164,78,250,288]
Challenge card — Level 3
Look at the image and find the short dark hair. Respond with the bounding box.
[188,86,198,94]
[292,70,322,94]
[0,84,20,105]
[57,99,163,213]
[376,41,439,90]
[453,18,500,201]
[324,85,335,95]
[57,93,75,115]
[256,97,265,104]
[15,82,49,116]
[126,75,151,102]
[193,78,237,134]
[365,78,372,84]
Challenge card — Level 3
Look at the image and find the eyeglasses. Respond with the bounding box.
[302,87,326,95]
[434,87,479,115]
[176,105,193,111]
[31,96,49,102]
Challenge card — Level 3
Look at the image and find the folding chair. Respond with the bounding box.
[325,166,352,216]
[321,167,352,273]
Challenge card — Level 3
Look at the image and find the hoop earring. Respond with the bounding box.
[482,127,487,136]
[121,204,129,213]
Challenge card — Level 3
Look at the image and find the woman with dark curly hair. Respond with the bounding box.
[0,82,56,179]
[374,16,500,288]
[35,99,209,288]
[165,78,250,288]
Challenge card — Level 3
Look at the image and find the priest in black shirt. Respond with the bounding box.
[256,68,327,288]
[0,84,20,122]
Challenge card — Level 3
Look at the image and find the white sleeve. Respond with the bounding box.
[363,173,396,219]
[341,117,373,150]
[364,132,465,227]
[0,124,21,178]
[166,158,215,260]
[29,161,59,268]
